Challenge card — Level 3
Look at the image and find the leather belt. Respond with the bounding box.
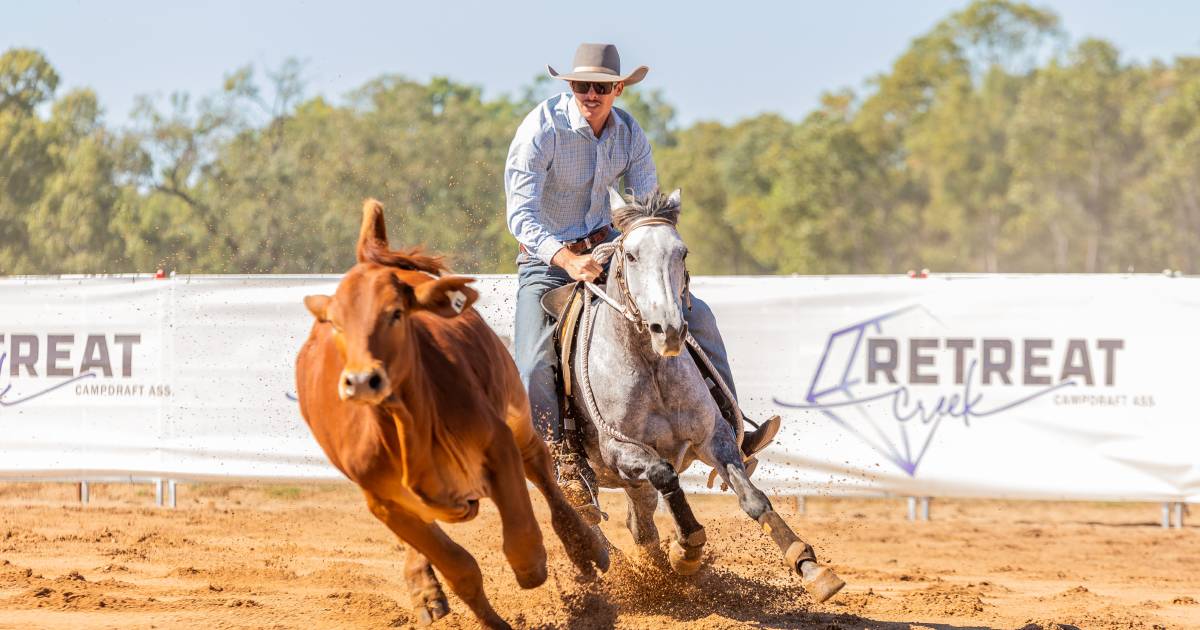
[520,224,612,257]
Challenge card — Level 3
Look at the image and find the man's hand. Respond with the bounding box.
[552,248,603,282]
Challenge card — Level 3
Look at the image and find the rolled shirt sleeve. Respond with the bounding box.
[505,115,563,265]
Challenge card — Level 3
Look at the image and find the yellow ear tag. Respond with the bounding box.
[449,290,467,313]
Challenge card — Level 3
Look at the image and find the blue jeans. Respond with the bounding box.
[514,251,737,440]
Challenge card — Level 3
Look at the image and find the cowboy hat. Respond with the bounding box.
[547,43,648,86]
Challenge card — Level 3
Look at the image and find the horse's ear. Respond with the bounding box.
[608,187,626,210]
[667,188,681,209]
[356,198,389,263]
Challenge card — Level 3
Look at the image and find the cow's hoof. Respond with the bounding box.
[411,587,449,626]
[668,540,703,576]
[513,560,548,589]
[412,597,449,626]
[576,503,603,526]
[800,562,846,603]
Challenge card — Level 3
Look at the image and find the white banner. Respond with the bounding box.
[1,274,1196,501]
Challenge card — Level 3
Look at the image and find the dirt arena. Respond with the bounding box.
[0,482,1195,629]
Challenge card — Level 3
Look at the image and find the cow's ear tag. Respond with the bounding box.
[448,290,467,314]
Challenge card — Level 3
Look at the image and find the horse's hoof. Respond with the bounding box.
[668,540,703,575]
[800,563,846,603]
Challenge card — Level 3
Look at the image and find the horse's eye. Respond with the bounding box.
[682,250,688,261]
[625,251,637,263]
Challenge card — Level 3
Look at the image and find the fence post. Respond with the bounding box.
[907,496,917,521]
[1175,502,1185,528]
[78,481,89,505]
[1162,502,1172,529]
[154,478,164,507]
[920,496,931,521]
[167,480,177,509]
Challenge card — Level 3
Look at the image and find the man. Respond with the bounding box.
[505,43,779,512]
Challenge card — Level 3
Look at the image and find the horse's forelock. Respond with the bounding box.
[612,190,680,233]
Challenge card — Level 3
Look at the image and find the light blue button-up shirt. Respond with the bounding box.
[505,92,658,264]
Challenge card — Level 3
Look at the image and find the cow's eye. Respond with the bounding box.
[391,309,403,322]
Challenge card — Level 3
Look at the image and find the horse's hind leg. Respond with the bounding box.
[707,434,846,603]
[614,446,706,575]
[624,483,666,567]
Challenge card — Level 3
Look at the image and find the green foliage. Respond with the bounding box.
[3,1,1200,276]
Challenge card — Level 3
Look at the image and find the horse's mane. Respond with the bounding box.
[611,189,680,233]
[359,239,447,276]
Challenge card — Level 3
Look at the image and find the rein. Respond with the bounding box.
[581,213,745,451]
[574,214,692,459]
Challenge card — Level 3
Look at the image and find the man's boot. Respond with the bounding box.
[553,445,602,526]
[740,414,781,459]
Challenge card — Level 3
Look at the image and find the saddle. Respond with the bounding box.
[541,283,752,487]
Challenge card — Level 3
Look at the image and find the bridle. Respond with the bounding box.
[587,215,691,334]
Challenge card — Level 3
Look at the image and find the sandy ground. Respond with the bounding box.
[0,482,1195,630]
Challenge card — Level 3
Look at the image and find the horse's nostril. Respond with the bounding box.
[650,323,664,334]
[368,373,382,390]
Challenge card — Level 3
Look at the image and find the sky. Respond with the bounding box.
[4,0,1200,128]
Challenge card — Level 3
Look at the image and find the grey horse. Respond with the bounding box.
[563,188,845,603]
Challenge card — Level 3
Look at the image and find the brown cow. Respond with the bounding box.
[296,199,608,629]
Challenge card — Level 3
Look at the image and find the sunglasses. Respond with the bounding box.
[570,81,617,95]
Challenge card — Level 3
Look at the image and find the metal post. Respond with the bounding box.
[78,481,89,505]
[920,496,931,521]
[907,496,917,521]
[167,480,177,508]
[794,495,806,515]
[154,478,164,507]
[1163,502,1172,529]
[1175,502,1185,528]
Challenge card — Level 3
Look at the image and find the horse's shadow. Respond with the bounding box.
[533,550,994,630]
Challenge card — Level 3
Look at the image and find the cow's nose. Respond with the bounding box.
[339,365,389,402]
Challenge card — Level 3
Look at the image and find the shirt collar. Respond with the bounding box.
[564,94,623,141]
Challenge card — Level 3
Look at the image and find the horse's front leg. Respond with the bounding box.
[623,483,666,567]
[706,426,847,603]
[612,445,706,575]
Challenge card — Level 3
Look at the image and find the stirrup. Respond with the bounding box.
[554,450,606,525]
[740,414,781,458]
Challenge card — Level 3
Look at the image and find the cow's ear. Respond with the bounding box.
[356,198,388,263]
[304,295,332,322]
[412,276,478,318]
